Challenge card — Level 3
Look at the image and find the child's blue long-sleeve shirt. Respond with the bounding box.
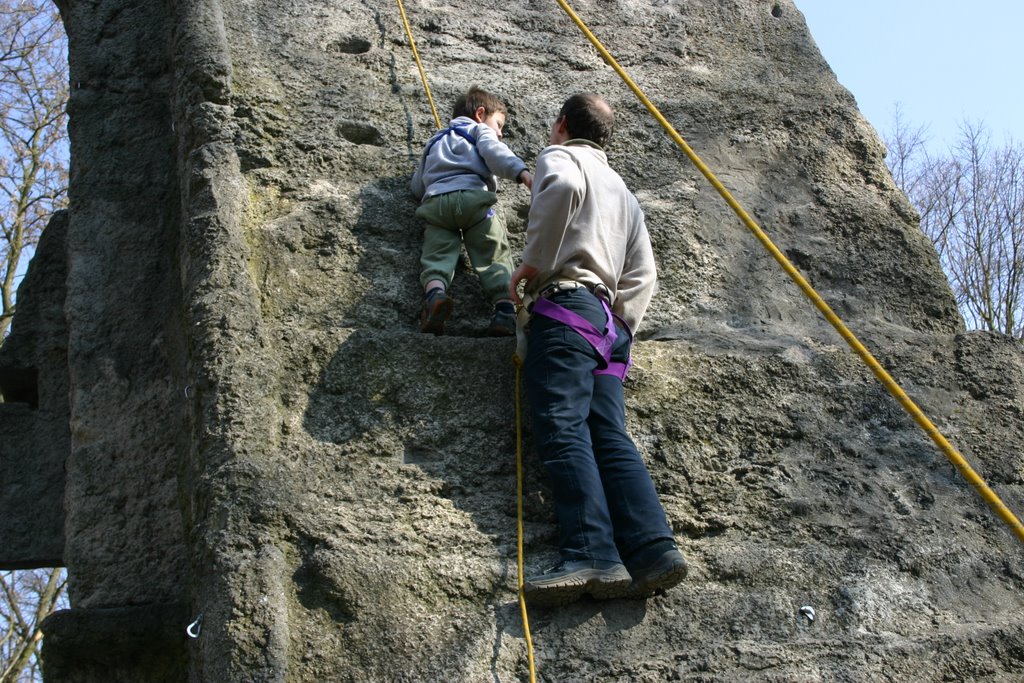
[411,116,527,200]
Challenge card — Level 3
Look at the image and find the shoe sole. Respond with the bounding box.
[589,577,633,601]
[624,554,688,599]
[523,572,632,607]
[420,298,453,335]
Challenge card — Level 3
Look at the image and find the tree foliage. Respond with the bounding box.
[0,0,68,340]
[885,108,1024,338]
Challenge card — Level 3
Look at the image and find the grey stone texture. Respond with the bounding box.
[0,212,69,567]
[1,0,1021,680]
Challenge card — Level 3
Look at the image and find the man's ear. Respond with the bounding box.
[473,106,487,123]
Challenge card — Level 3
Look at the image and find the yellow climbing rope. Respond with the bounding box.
[393,5,1022,682]
[395,4,537,680]
[395,0,442,129]
[553,0,1024,545]
[514,356,538,683]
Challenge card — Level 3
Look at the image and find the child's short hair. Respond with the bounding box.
[452,86,508,119]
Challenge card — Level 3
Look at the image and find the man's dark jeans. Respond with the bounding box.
[524,288,673,564]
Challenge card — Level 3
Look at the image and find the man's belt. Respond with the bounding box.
[537,279,611,303]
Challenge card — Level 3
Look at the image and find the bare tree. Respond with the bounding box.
[885,103,931,198]
[0,569,66,683]
[0,4,68,682]
[0,0,68,340]
[886,114,1024,338]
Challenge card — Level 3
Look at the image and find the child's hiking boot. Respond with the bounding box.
[623,540,687,598]
[420,288,453,335]
[485,301,516,337]
[522,560,632,607]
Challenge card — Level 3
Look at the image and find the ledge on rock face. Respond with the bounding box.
[41,604,189,682]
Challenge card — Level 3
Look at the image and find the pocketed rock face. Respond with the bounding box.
[8,0,1022,681]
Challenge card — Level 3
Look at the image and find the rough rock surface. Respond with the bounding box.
[2,0,1023,681]
[0,212,68,567]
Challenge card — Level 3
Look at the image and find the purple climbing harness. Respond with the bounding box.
[532,295,633,380]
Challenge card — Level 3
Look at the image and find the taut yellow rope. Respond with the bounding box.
[554,0,1024,545]
[395,0,442,129]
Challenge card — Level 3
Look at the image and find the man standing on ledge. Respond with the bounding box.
[510,93,687,606]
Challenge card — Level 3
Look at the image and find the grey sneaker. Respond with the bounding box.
[419,288,453,335]
[624,540,688,598]
[523,560,632,607]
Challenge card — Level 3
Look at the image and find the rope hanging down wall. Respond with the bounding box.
[398,0,1024,547]
[394,0,1024,680]
[552,0,1024,546]
[395,2,538,681]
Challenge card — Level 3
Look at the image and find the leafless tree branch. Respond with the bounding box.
[886,114,1024,338]
[0,0,68,341]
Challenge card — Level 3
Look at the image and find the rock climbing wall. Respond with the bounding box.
[5,0,1023,680]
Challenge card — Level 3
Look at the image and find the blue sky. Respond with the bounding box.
[796,0,1023,153]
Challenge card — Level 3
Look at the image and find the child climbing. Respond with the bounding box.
[411,85,533,336]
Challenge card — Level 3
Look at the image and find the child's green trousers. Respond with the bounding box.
[416,189,513,303]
